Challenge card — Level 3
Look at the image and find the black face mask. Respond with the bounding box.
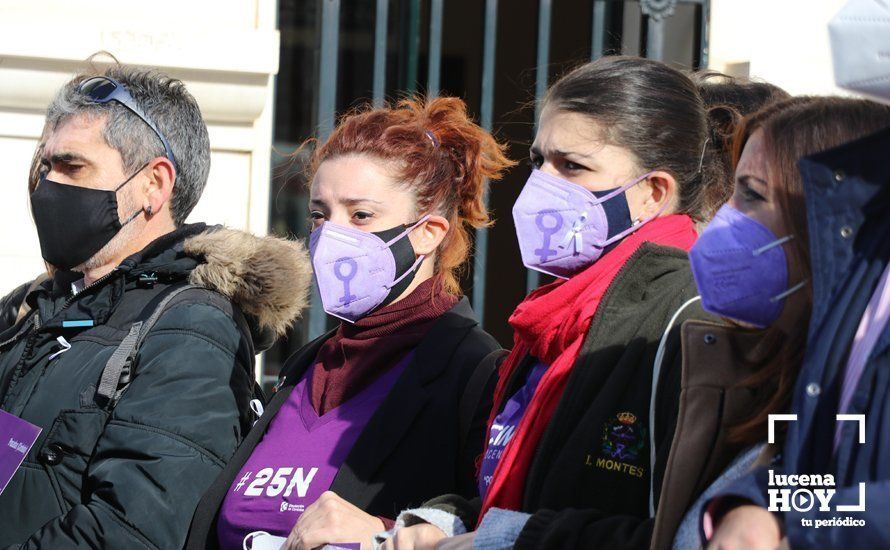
[30,167,146,270]
[372,223,423,309]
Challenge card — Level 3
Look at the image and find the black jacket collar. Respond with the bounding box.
[28,224,209,330]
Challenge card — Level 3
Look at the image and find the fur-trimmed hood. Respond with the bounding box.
[183,227,311,349]
[3,225,312,352]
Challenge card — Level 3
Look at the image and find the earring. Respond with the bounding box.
[146,205,153,216]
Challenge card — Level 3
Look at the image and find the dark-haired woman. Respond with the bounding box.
[185,97,514,550]
[690,72,789,225]
[686,97,890,549]
[383,56,740,550]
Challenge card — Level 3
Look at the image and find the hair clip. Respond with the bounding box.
[425,130,440,148]
[697,137,710,173]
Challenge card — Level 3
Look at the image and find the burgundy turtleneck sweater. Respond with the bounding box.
[310,276,459,415]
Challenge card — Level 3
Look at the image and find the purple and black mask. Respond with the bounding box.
[512,169,659,279]
[309,216,429,323]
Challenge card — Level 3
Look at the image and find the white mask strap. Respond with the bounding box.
[384,254,426,290]
[770,279,808,303]
[753,234,794,256]
[590,171,655,205]
[243,531,271,550]
[382,214,431,289]
[601,192,672,247]
[384,214,432,247]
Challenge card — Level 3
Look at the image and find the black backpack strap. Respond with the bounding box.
[96,284,206,408]
[458,349,506,456]
[227,303,265,416]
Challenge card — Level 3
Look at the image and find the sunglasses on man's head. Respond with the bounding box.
[79,77,178,171]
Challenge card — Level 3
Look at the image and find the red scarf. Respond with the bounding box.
[478,215,697,519]
[311,276,458,415]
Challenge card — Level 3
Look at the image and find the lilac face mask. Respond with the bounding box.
[512,169,659,279]
[309,216,429,323]
[689,204,807,328]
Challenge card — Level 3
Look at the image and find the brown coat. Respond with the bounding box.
[650,319,773,550]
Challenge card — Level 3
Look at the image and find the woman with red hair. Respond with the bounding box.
[185,96,513,550]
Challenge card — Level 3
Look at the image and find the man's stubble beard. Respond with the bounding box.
[75,188,144,273]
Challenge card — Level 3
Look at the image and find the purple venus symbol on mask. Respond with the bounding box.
[534,209,564,262]
[334,257,358,305]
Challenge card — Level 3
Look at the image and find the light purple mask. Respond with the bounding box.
[512,169,658,279]
[689,204,806,328]
[309,216,428,323]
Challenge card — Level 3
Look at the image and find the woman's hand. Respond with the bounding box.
[285,491,384,550]
[435,532,476,550]
[379,524,448,550]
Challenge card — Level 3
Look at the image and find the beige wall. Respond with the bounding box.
[709,0,847,95]
[0,0,279,296]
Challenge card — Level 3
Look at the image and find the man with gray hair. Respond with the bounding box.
[0,65,310,547]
